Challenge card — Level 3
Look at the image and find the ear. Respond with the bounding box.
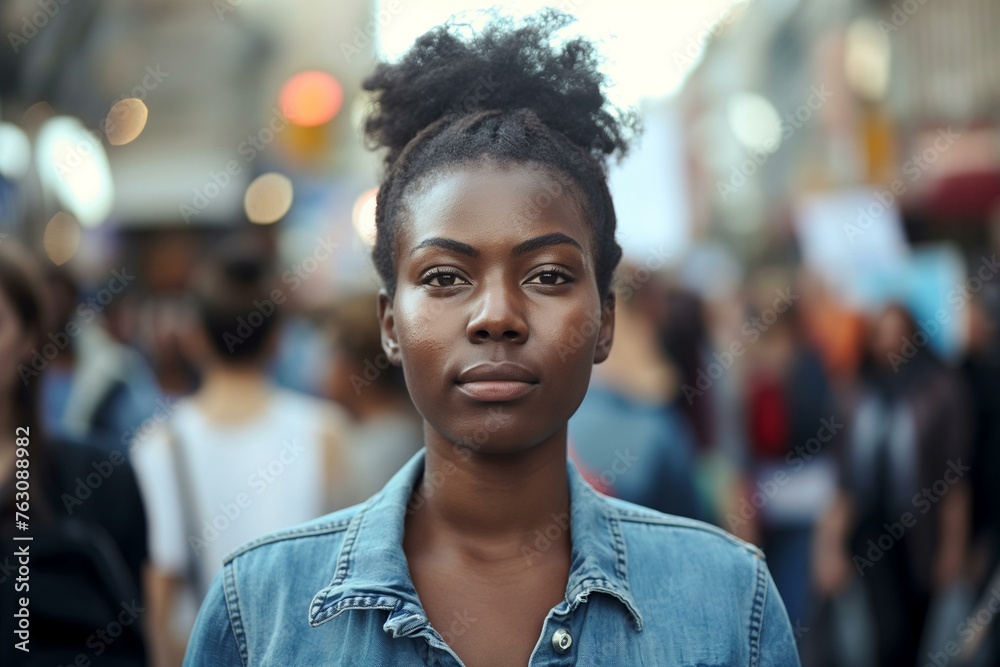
[377,288,402,366]
[593,291,615,364]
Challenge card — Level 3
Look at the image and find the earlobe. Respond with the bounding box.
[377,289,403,365]
[593,292,616,364]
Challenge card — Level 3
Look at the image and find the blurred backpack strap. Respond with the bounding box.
[162,422,207,599]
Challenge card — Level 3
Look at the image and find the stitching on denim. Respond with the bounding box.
[223,560,250,667]
[224,515,355,563]
[332,504,367,585]
[307,508,374,625]
[615,509,764,558]
[607,508,644,631]
[748,556,767,667]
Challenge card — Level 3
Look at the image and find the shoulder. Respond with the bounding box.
[603,498,796,663]
[223,502,363,567]
[272,388,350,431]
[605,495,766,593]
[609,495,762,557]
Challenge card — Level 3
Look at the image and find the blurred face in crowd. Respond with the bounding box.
[870,305,913,367]
[378,164,615,455]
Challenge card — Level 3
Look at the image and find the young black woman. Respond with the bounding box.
[184,11,800,666]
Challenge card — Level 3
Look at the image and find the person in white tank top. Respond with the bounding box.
[130,244,351,667]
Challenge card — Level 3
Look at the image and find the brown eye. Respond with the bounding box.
[526,270,571,286]
[423,271,467,287]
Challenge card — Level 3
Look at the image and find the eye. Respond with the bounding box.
[422,268,469,287]
[525,269,573,286]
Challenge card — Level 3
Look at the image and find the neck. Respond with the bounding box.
[409,425,571,561]
[195,364,271,421]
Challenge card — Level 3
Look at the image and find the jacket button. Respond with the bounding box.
[551,628,573,654]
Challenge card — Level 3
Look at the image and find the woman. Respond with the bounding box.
[185,12,799,666]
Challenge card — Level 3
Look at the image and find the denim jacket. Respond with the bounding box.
[185,450,801,666]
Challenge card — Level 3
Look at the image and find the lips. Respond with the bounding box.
[455,362,539,402]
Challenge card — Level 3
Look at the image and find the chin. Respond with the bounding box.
[432,415,557,458]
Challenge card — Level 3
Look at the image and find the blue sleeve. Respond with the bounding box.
[184,568,246,666]
[757,560,801,667]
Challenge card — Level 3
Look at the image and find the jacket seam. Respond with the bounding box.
[615,512,763,556]
[224,517,354,563]
[223,559,250,667]
[748,555,767,667]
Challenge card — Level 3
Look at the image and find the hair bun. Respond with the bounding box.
[362,9,636,170]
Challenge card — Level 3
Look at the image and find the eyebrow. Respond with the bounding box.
[408,233,583,258]
[409,237,479,258]
[512,232,583,257]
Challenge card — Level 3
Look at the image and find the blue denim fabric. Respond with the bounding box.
[185,449,800,666]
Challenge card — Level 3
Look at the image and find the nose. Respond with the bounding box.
[466,279,528,344]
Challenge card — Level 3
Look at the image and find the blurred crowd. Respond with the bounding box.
[2,224,1000,666]
[2,0,1000,666]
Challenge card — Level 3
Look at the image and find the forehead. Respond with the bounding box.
[398,163,593,256]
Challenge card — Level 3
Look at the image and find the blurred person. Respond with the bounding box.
[812,303,972,667]
[739,305,839,626]
[0,241,148,665]
[962,286,1000,661]
[323,292,423,506]
[568,268,703,519]
[661,286,756,540]
[185,13,799,666]
[130,243,350,666]
[35,266,163,455]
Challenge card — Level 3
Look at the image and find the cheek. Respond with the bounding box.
[394,295,453,376]
[539,302,603,364]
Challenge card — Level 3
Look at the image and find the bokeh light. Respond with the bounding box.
[0,123,32,179]
[244,172,294,224]
[105,98,149,146]
[279,71,344,127]
[43,212,81,265]
[36,116,115,228]
[727,93,783,154]
[845,18,891,101]
[352,187,378,247]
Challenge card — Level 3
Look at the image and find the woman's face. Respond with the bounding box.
[379,163,614,454]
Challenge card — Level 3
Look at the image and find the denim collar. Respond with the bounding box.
[308,448,644,640]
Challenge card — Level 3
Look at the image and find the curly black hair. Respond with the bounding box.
[362,9,637,301]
